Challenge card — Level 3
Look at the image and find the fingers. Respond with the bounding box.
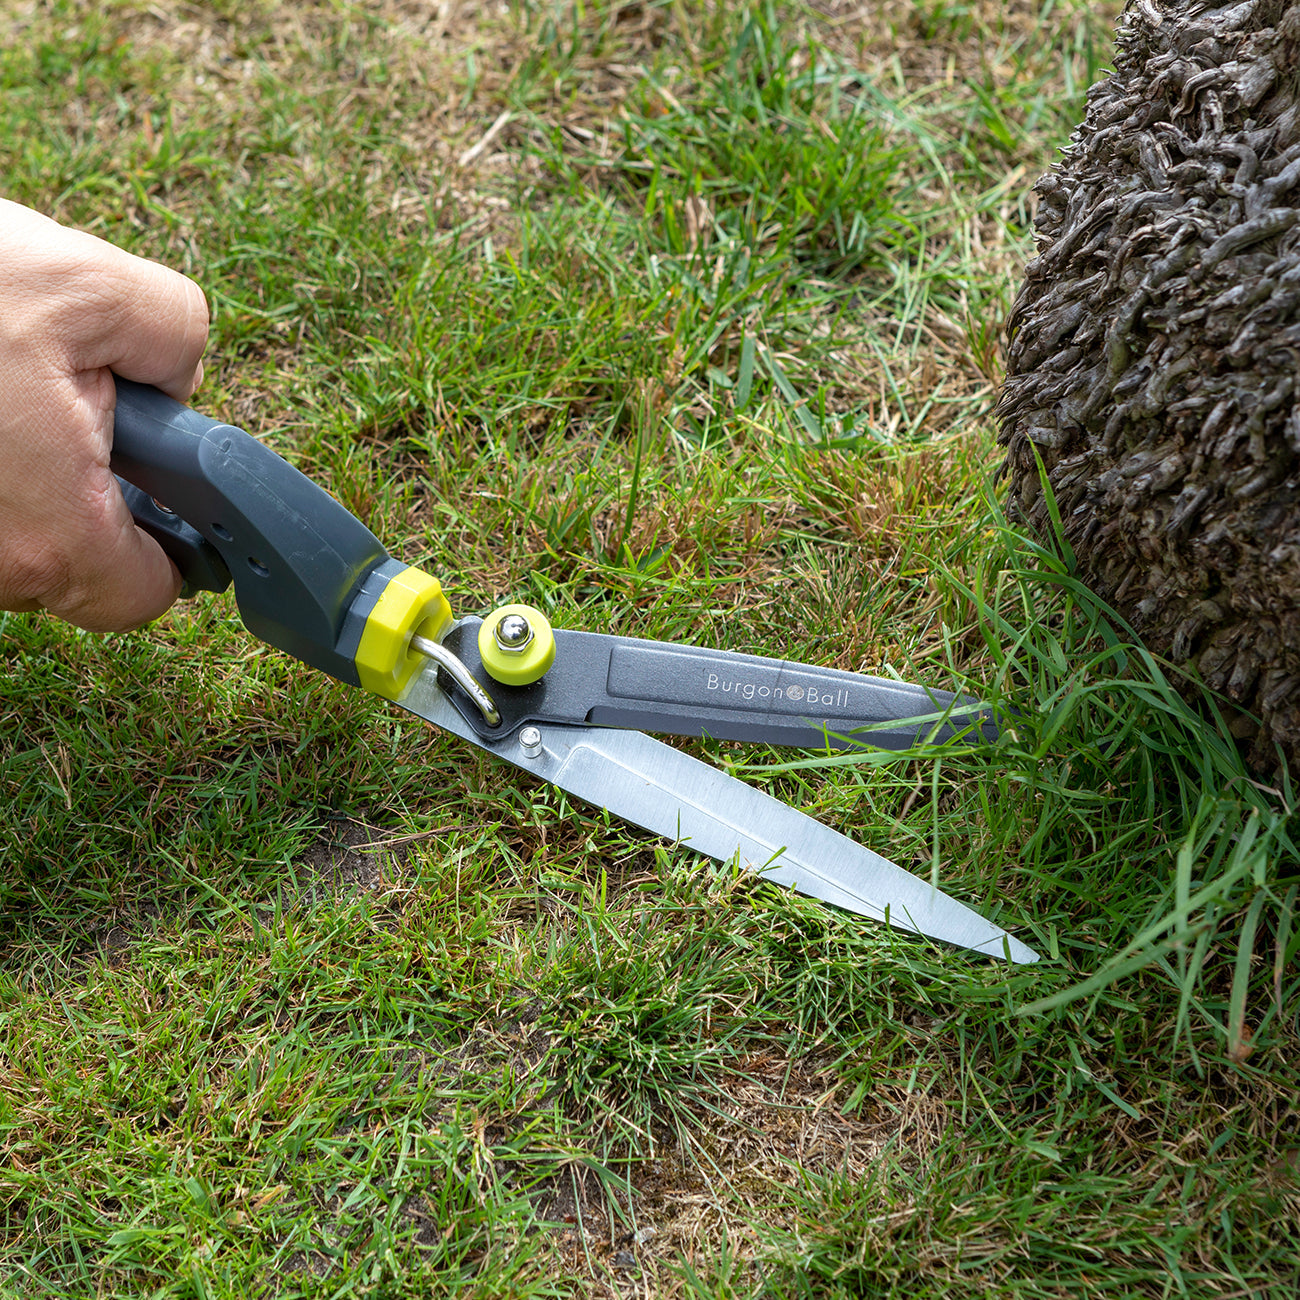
[0,492,182,633]
[44,482,183,634]
[0,200,209,630]
[0,373,182,632]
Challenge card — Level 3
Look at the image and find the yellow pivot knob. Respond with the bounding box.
[354,566,453,701]
[477,604,556,685]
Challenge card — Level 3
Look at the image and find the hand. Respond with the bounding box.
[0,198,209,632]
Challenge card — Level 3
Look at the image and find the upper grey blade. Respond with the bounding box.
[399,667,1039,964]
[439,621,999,752]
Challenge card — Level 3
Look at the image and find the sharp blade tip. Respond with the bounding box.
[986,933,1040,965]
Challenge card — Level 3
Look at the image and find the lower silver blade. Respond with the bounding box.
[400,669,1038,964]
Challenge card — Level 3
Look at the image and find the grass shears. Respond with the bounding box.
[110,378,1038,964]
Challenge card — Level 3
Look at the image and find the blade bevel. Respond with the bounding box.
[398,669,1038,964]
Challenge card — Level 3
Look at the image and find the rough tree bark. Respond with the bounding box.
[998,0,1300,774]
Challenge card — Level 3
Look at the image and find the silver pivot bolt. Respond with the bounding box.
[493,612,534,654]
[517,725,543,759]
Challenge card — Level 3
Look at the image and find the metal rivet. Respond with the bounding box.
[494,613,534,654]
[518,725,543,758]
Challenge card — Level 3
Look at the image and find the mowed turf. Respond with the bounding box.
[1,2,1296,1296]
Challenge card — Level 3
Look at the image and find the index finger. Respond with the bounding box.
[65,231,210,401]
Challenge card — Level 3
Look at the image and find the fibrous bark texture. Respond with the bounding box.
[999,0,1300,773]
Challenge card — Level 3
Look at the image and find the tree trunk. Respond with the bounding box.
[998,0,1300,775]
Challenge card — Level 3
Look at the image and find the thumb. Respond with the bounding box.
[75,242,209,400]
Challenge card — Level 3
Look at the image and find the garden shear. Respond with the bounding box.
[110,378,1038,964]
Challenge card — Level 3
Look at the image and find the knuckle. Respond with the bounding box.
[172,271,211,347]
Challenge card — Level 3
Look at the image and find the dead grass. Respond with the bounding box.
[483,1055,939,1299]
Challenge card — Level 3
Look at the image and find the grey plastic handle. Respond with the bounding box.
[110,376,403,684]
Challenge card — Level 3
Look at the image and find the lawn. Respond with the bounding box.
[1,1,1297,1296]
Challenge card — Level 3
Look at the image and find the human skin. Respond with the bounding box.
[0,198,208,632]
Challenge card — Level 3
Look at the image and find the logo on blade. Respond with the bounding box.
[705,673,848,708]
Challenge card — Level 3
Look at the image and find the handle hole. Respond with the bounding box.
[212,523,233,541]
[247,557,270,577]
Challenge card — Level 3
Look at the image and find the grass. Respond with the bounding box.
[1,0,1297,1295]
